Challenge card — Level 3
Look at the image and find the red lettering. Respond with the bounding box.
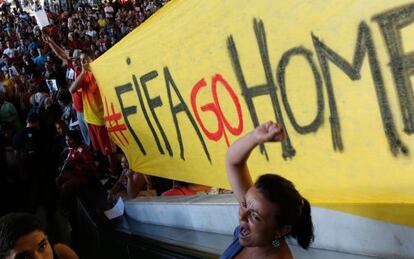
[191,78,224,141]
[190,74,244,146]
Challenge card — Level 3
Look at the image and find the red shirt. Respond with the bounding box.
[49,26,58,37]
[68,61,83,112]
[67,144,94,164]
[67,39,83,50]
[161,187,197,196]
[67,144,96,175]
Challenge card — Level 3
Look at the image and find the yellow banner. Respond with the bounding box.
[91,0,414,226]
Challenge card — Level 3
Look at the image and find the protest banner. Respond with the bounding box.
[90,0,414,227]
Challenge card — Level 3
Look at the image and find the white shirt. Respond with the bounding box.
[104,6,114,18]
[3,48,16,58]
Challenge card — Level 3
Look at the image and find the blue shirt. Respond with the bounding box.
[220,226,243,259]
[33,55,48,66]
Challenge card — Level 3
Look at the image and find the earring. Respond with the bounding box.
[272,239,280,248]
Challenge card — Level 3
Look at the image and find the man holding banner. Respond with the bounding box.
[69,54,115,174]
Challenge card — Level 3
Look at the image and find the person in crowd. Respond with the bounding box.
[42,34,91,147]
[3,40,17,59]
[97,13,108,32]
[104,2,115,20]
[107,154,156,201]
[70,32,84,50]
[161,181,211,196]
[33,48,48,67]
[221,121,314,259]
[13,112,47,211]
[56,130,96,193]
[0,91,22,132]
[57,90,77,131]
[53,120,69,172]
[0,0,169,254]
[0,212,79,259]
[68,53,116,174]
[39,96,62,137]
[0,123,17,178]
[28,91,48,115]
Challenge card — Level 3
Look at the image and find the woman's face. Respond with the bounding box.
[120,156,129,169]
[55,123,66,136]
[238,186,280,247]
[6,230,53,259]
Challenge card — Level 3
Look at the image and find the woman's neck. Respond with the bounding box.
[240,239,292,259]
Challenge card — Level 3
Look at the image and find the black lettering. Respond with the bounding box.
[140,71,173,157]
[312,22,407,155]
[227,18,296,160]
[132,74,165,154]
[277,47,324,134]
[373,3,414,135]
[115,83,146,155]
[164,67,211,162]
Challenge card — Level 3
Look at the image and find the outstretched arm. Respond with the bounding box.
[42,33,69,65]
[226,121,285,203]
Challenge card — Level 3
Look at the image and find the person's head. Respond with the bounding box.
[55,120,68,136]
[65,130,82,148]
[6,40,12,48]
[79,53,93,65]
[238,174,314,249]
[120,155,129,170]
[22,54,30,64]
[0,213,54,259]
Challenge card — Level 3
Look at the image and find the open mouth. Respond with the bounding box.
[239,226,250,239]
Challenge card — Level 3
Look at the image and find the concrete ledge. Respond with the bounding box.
[125,194,414,258]
[125,194,239,235]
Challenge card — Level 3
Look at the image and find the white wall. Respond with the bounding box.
[125,195,414,259]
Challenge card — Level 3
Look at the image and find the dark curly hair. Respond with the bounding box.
[0,213,43,259]
[255,174,314,249]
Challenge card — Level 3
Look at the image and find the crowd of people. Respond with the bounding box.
[0,1,315,258]
[0,0,179,254]
[0,0,171,190]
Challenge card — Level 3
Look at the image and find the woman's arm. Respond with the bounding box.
[226,121,285,203]
[126,171,147,199]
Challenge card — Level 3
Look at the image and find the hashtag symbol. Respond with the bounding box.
[104,97,129,146]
